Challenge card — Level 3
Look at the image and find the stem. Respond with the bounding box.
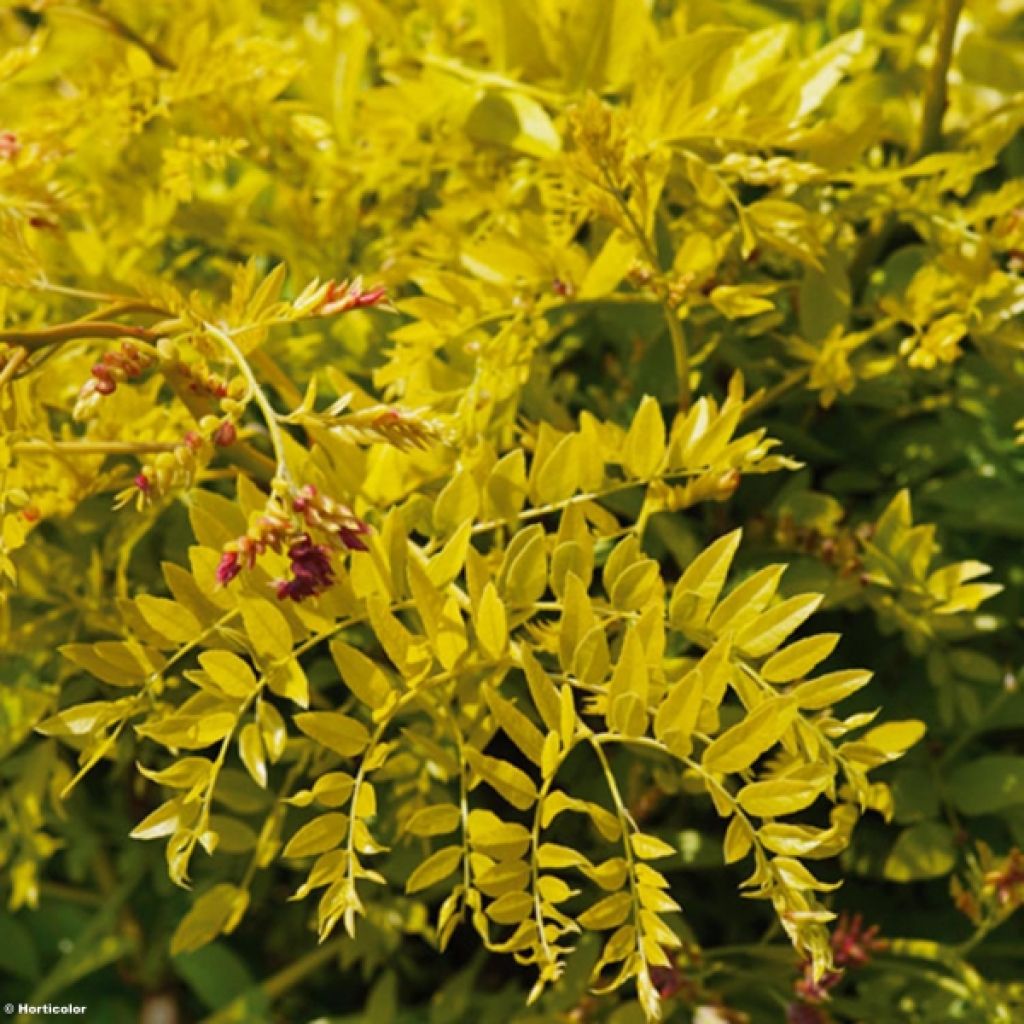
[49,3,176,70]
[916,0,966,159]
[471,466,703,535]
[0,321,158,351]
[742,368,810,420]
[250,349,305,410]
[13,440,180,457]
[205,321,293,484]
[585,734,650,985]
[600,167,691,413]
[848,0,964,296]
[0,346,28,390]
[939,685,1016,767]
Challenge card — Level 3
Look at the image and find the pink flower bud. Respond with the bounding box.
[215,550,241,586]
[213,421,237,447]
[0,131,19,160]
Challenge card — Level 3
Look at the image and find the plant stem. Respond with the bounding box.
[939,684,1017,766]
[50,3,176,70]
[849,0,965,296]
[13,439,180,456]
[0,346,28,390]
[205,321,293,484]
[0,321,158,351]
[600,167,691,413]
[916,0,966,159]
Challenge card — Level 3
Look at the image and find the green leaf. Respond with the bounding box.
[406,804,461,837]
[465,749,538,810]
[406,845,463,893]
[238,723,266,788]
[702,697,797,775]
[622,396,666,479]
[170,884,248,956]
[265,657,309,707]
[484,687,545,766]
[474,582,508,660]
[136,596,201,645]
[735,593,823,658]
[606,628,648,738]
[283,812,348,858]
[239,597,294,662]
[294,712,370,758]
[60,642,164,687]
[464,90,561,158]
[883,821,956,881]
[792,669,873,710]
[947,755,1024,816]
[761,634,839,683]
[670,530,742,629]
[198,651,259,698]
[330,640,392,709]
[736,775,828,817]
[578,891,632,930]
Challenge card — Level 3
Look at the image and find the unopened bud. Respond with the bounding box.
[213,421,237,447]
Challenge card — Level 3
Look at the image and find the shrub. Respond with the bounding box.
[1,1,1023,1022]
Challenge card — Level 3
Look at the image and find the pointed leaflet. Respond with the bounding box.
[622,396,666,479]
[762,634,839,683]
[484,687,545,766]
[330,639,391,709]
[474,582,508,660]
[135,596,201,645]
[702,697,797,775]
[791,670,872,710]
[708,564,785,634]
[735,594,823,658]
[654,638,730,757]
[606,627,648,738]
[465,748,538,810]
[238,723,267,788]
[522,647,562,733]
[737,775,829,817]
[198,651,258,698]
[670,530,742,630]
[407,556,467,669]
[240,596,294,661]
[294,712,370,757]
[406,845,463,893]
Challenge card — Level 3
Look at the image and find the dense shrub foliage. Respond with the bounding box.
[2,1,1024,1021]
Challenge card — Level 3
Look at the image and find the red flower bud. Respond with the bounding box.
[215,550,241,586]
[0,131,19,160]
[213,421,237,447]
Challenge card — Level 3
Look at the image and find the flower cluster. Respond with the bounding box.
[113,416,237,511]
[790,913,886,1014]
[317,277,387,317]
[73,342,156,420]
[215,483,369,601]
[952,844,1024,926]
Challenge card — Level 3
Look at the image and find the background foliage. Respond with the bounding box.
[2,1,1024,1022]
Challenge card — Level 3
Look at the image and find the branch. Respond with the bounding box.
[916,0,966,160]
[0,321,158,352]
